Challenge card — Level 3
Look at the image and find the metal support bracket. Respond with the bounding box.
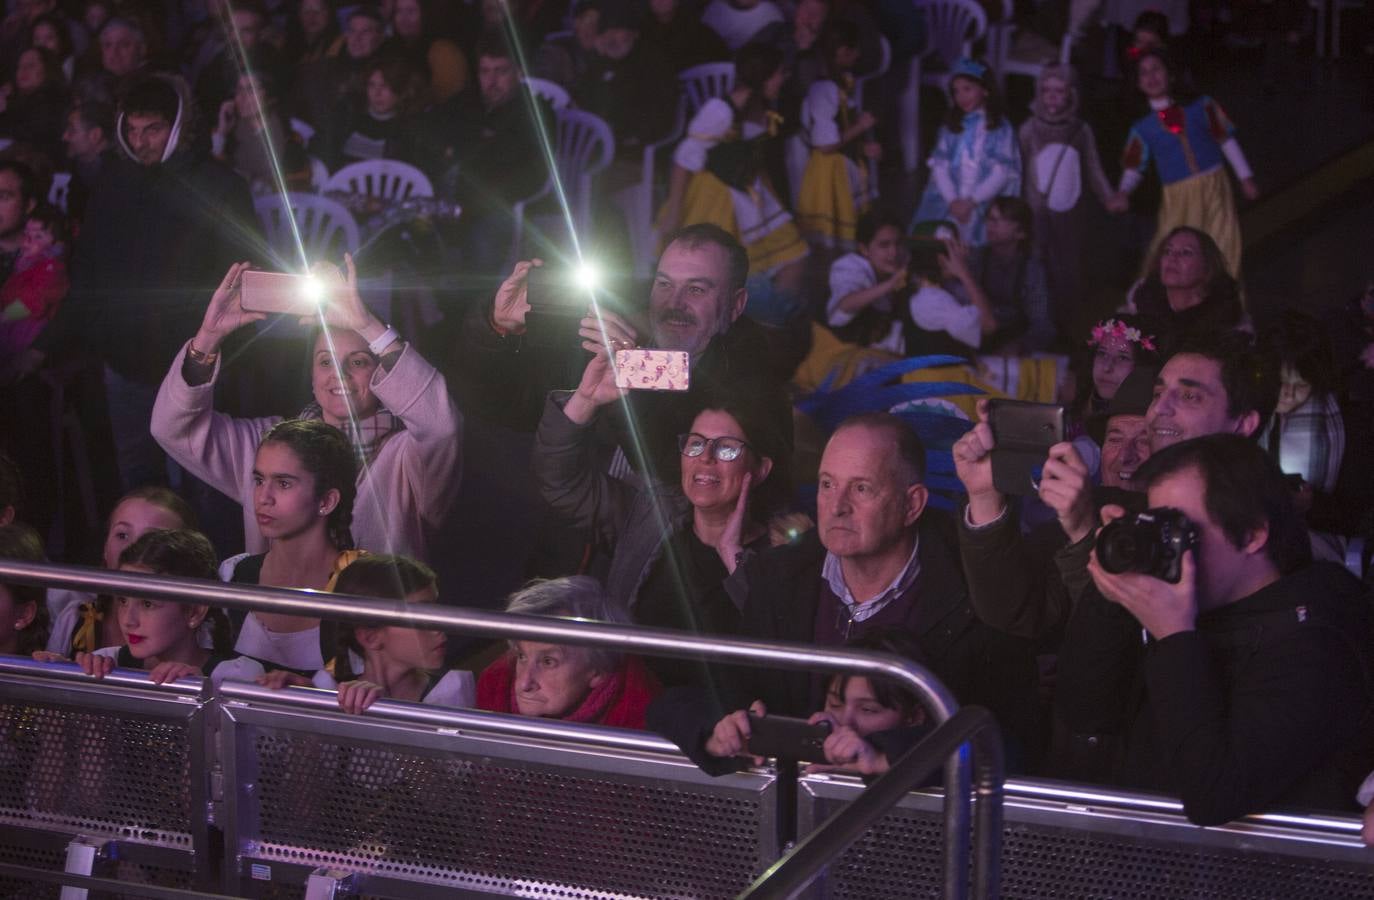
[59,837,109,900]
[303,867,358,900]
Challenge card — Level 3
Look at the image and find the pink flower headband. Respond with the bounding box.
[1089,318,1157,352]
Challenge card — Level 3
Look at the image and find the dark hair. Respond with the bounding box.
[0,159,37,208]
[833,411,927,484]
[1070,312,1160,419]
[1170,329,1279,429]
[260,419,358,550]
[1132,10,1170,39]
[69,99,114,137]
[15,44,63,89]
[0,450,22,520]
[1129,45,1196,105]
[117,528,232,653]
[734,41,784,94]
[363,55,422,114]
[829,628,928,722]
[0,522,50,655]
[29,12,74,60]
[108,486,199,539]
[25,203,67,246]
[907,238,946,283]
[346,4,386,28]
[1258,309,1338,398]
[989,195,1032,250]
[119,74,179,124]
[944,59,1004,131]
[1134,434,1311,574]
[331,554,439,680]
[664,223,749,297]
[819,18,860,75]
[856,209,904,248]
[474,28,513,62]
[1134,227,1241,334]
[687,383,794,520]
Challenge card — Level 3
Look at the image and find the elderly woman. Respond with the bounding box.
[533,348,792,684]
[476,577,660,728]
[150,259,462,563]
[1122,226,1245,352]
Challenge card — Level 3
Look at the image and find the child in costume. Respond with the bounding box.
[797,19,879,247]
[1018,64,1116,328]
[0,205,68,375]
[1109,47,1257,278]
[826,209,907,352]
[1067,315,1159,439]
[912,57,1020,246]
[659,41,807,282]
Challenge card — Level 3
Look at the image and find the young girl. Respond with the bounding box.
[826,209,908,352]
[659,42,808,283]
[0,205,69,375]
[1110,47,1257,278]
[1067,316,1159,439]
[221,419,361,675]
[75,529,264,686]
[797,19,879,247]
[1017,64,1117,325]
[912,58,1021,247]
[0,522,50,657]
[48,486,198,655]
[304,554,474,713]
[311,56,423,170]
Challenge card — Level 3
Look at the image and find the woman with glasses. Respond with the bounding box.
[533,350,792,686]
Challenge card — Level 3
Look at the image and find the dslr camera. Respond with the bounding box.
[1095,507,1198,584]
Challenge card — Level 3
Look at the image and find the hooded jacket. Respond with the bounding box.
[38,73,259,384]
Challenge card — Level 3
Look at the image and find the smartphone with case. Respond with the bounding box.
[239,270,322,316]
[523,266,588,350]
[746,713,832,761]
[613,348,690,391]
[987,399,1065,497]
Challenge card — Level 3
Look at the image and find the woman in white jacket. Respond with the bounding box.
[150,258,462,563]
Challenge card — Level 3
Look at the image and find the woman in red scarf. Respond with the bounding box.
[477,577,660,729]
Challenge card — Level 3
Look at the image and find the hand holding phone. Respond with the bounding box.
[987,400,1065,497]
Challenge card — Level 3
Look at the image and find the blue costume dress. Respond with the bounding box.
[913,109,1021,245]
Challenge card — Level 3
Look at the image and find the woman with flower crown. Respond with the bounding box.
[1107,46,1257,279]
[1067,314,1160,441]
[911,57,1021,247]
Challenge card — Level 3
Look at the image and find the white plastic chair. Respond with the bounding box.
[48,171,72,212]
[511,109,614,260]
[679,62,735,119]
[854,34,892,110]
[524,76,571,110]
[309,156,330,192]
[613,97,685,278]
[289,116,315,146]
[254,192,361,268]
[917,0,988,87]
[988,0,1067,90]
[323,159,433,201]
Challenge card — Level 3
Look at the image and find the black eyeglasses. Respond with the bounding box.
[678,433,752,462]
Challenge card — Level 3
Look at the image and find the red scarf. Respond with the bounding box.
[476,653,661,730]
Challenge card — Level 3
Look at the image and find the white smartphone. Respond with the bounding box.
[239,270,324,315]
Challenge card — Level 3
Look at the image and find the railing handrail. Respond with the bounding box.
[742,707,1004,900]
[0,558,978,898]
[0,655,206,696]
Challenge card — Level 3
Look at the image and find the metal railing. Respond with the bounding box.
[0,559,991,899]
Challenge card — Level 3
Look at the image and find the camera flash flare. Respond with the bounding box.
[574,261,601,292]
[301,274,324,305]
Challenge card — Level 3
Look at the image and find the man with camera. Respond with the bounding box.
[1056,434,1373,825]
[952,329,1277,643]
[649,412,1039,774]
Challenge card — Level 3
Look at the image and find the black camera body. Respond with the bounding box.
[1095,507,1198,584]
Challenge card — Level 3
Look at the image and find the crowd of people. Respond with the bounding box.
[0,0,1372,843]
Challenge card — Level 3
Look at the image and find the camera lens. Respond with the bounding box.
[1097,520,1159,574]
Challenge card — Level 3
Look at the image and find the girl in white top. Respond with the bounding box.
[266,555,474,713]
[221,418,362,675]
[73,529,264,688]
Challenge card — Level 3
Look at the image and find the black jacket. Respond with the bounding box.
[1057,561,1374,824]
[650,513,1041,772]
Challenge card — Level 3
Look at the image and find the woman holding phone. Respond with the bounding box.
[150,258,462,563]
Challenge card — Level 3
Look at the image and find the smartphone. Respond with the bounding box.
[746,713,832,761]
[613,348,690,391]
[523,266,587,350]
[987,400,1065,497]
[240,270,323,316]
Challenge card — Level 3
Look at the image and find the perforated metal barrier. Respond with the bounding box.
[1,658,1373,899]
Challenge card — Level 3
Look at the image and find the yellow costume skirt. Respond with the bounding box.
[1150,166,1243,278]
[797,150,874,247]
[671,171,808,276]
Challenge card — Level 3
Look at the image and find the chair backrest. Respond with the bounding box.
[854,34,893,108]
[555,109,614,230]
[679,62,735,119]
[48,171,72,212]
[322,159,433,200]
[288,116,315,146]
[918,0,989,69]
[254,192,361,268]
[524,76,571,110]
[308,156,330,191]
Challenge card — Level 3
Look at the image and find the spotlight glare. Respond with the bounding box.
[574,261,600,292]
[301,274,324,305]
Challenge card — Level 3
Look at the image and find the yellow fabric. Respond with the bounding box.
[670,171,807,273]
[798,150,865,245]
[72,602,102,654]
[324,549,370,593]
[792,324,1060,419]
[1149,166,1243,278]
[427,39,468,103]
